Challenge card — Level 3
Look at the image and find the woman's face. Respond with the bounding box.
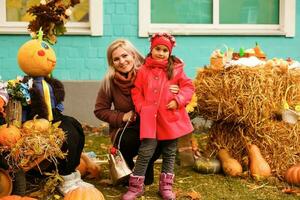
[112,47,135,73]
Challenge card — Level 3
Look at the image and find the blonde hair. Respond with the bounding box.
[101,39,144,94]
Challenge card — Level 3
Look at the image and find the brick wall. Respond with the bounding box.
[0,0,300,81]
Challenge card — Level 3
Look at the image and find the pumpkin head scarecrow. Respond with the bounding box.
[16,30,94,195]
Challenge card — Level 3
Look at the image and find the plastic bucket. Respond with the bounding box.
[282,109,299,124]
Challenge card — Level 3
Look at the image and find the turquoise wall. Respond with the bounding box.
[0,0,299,81]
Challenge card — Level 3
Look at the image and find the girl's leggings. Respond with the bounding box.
[133,138,177,176]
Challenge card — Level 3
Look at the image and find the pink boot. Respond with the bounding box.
[122,174,145,200]
[159,173,176,200]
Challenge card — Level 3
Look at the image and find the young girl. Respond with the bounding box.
[122,33,194,200]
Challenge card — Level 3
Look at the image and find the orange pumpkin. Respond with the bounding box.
[0,124,21,147]
[22,118,50,133]
[63,187,105,200]
[0,97,5,115]
[0,195,37,200]
[0,169,12,198]
[285,164,300,186]
[17,39,56,77]
[76,158,87,177]
[81,153,101,179]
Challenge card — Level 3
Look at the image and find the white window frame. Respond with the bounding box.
[0,0,103,36]
[139,0,295,37]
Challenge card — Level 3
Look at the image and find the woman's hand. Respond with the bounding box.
[122,110,136,122]
[169,84,179,94]
[167,100,178,110]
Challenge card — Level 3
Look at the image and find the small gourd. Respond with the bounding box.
[247,144,271,180]
[193,157,221,174]
[22,117,50,133]
[253,42,266,60]
[218,148,242,177]
[63,186,105,200]
[285,164,300,186]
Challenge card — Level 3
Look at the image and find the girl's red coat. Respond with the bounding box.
[131,57,194,140]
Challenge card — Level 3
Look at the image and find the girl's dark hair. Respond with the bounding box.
[167,55,176,80]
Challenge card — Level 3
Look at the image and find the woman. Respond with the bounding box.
[94,39,178,185]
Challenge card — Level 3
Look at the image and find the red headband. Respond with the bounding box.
[150,33,176,54]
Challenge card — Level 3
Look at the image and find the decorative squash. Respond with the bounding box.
[76,158,87,177]
[22,117,50,133]
[218,148,242,177]
[285,164,300,186]
[0,124,22,147]
[63,186,105,200]
[0,195,37,200]
[247,144,271,180]
[193,157,221,174]
[17,39,56,77]
[0,169,12,197]
[253,42,266,60]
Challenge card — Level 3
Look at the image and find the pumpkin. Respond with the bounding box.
[76,158,87,177]
[0,169,12,197]
[80,153,101,179]
[285,164,300,186]
[17,39,56,77]
[193,157,221,174]
[63,186,105,200]
[0,97,5,115]
[0,195,37,200]
[0,124,22,147]
[218,148,242,177]
[247,144,271,180]
[22,118,50,133]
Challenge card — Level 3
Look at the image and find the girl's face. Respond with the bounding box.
[112,47,135,73]
[151,45,169,61]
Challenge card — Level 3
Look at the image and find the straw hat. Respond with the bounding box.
[0,168,12,197]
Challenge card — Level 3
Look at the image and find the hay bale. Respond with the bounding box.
[194,66,300,129]
[195,65,300,178]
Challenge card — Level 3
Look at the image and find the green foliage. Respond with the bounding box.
[6,80,30,106]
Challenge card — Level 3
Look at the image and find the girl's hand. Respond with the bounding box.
[167,100,178,110]
[169,84,179,94]
[123,110,136,122]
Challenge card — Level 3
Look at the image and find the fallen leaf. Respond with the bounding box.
[282,188,300,195]
[186,190,202,200]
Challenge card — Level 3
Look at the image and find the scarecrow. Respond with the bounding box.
[14,27,95,195]
[0,0,96,196]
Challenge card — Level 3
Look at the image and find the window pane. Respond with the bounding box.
[220,0,279,24]
[151,0,212,24]
[6,0,89,22]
